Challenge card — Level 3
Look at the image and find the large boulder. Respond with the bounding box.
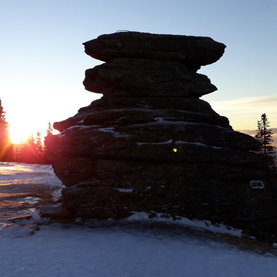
[83,31,226,70]
[46,32,277,242]
[83,58,217,97]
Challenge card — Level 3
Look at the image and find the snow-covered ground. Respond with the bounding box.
[0,162,277,277]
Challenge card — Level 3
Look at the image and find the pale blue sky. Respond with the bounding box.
[0,0,276,141]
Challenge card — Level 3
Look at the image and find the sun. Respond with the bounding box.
[9,126,33,144]
[6,106,54,145]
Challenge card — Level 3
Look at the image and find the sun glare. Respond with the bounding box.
[9,126,33,144]
[7,111,52,145]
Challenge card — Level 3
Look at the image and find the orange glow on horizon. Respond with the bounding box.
[6,106,58,145]
[9,125,46,145]
[9,123,57,145]
[9,127,31,144]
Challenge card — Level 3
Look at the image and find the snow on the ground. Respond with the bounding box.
[0,162,63,200]
[0,223,277,277]
[126,212,243,237]
[0,162,277,277]
[0,162,62,187]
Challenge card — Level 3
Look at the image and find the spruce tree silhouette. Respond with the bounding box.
[0,99,12,161]
[255,113,276,168]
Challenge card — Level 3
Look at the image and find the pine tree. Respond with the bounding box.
[46,122,53,136]
[255,113,276,167]
[44,122,54,164]
[35,131,43,155]
[17,135,41,164]
[0,99,13,161]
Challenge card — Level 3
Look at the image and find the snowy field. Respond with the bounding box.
[0,162,277,277]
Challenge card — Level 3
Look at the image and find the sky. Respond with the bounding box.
[0,0,276,143]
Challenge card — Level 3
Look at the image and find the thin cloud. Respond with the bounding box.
[211,95,277,113]
[209,95,277,130]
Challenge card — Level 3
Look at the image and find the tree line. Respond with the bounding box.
[0,99,53,164]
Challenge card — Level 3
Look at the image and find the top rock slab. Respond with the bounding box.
[83,32,226,70]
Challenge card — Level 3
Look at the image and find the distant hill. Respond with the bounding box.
[239,128,277,148]
[239,128,277,167]
[270,150,277,167]
[271,129,277,147]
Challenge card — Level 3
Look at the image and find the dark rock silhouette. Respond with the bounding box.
[47,32,277,241]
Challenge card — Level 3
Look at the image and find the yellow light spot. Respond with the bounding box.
[173,148,178,153]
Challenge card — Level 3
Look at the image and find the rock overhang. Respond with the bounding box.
[83,31,226,71]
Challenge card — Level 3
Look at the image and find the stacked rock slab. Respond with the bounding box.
[47,32,277,240]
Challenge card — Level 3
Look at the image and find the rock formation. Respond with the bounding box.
[47,32,277,241]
